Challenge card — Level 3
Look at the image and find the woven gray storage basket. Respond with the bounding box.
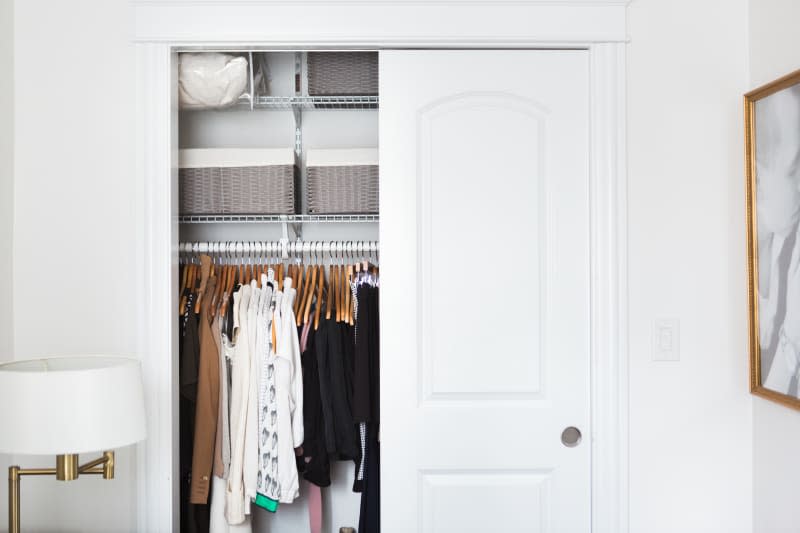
[307,165,379,214]
[307,52,379,96]
[180,165,296,215]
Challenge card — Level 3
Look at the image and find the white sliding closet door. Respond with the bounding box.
[380,50,591,532]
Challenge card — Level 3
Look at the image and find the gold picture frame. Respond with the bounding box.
[746,68,800,410]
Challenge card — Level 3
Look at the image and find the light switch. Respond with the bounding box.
[653,319,680,361]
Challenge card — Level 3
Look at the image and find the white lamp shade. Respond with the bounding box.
[0,356,147,455]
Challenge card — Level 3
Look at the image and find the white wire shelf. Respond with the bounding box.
[247,95,379,109]
[178,214,379,224]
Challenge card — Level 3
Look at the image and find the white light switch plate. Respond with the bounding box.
[653,319,680,361]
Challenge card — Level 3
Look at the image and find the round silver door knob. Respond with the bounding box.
[561,426,582,447]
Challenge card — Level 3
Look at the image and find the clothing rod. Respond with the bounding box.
[178,240,379,256]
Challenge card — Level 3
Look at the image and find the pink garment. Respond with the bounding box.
[308,483,322,533]
[300,319,312,353]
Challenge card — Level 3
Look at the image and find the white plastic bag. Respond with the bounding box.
[179,53,248,109]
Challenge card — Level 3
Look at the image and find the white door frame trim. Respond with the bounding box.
[134,5,628,531]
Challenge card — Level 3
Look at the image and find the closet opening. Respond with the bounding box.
[175,50,380,533]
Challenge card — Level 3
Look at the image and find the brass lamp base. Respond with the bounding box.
[8,451,115,533]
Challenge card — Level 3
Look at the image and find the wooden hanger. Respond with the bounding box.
[314,265,324,330]
[194,255,206,315]
[343,264,352,325]
[221,259,238,317]
[297,263,310,325]
[340,264,347,323]
[336,264,344,323]
[340,263,347,325]
[329,263,336,322]
[178,263,189,315]
[350,264,356,326]
[292,263,301,316]
[301,249,320,324]
[304,263,315,316]
[296,264,306,326]
[325,263,333,321]
[347,265,357,326]
[301,265,318,326]
[331,263,338,322]
[294,263,307,317]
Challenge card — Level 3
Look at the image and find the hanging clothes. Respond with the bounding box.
[212,311,230,481]
[353,281,380,533]
[180,282,210,533]
[191,275,220,505]
[358,423,380,533]
[352,284,379,425]
[243,281,262,511]
[315,317,359,461]
[226,286,251,526]
[255,280,280,511]
[211,282,252,533]
[300,321,331,488]
[178,247,378,533]
[273,278,305,503]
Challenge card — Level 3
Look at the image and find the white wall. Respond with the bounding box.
[0,0,14,368]
[7,0,138,531]
[0,0,12,364]
[0,0,14,528]
[748,2,800,531]
[4,0,764,531]
[627,1,753,532]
